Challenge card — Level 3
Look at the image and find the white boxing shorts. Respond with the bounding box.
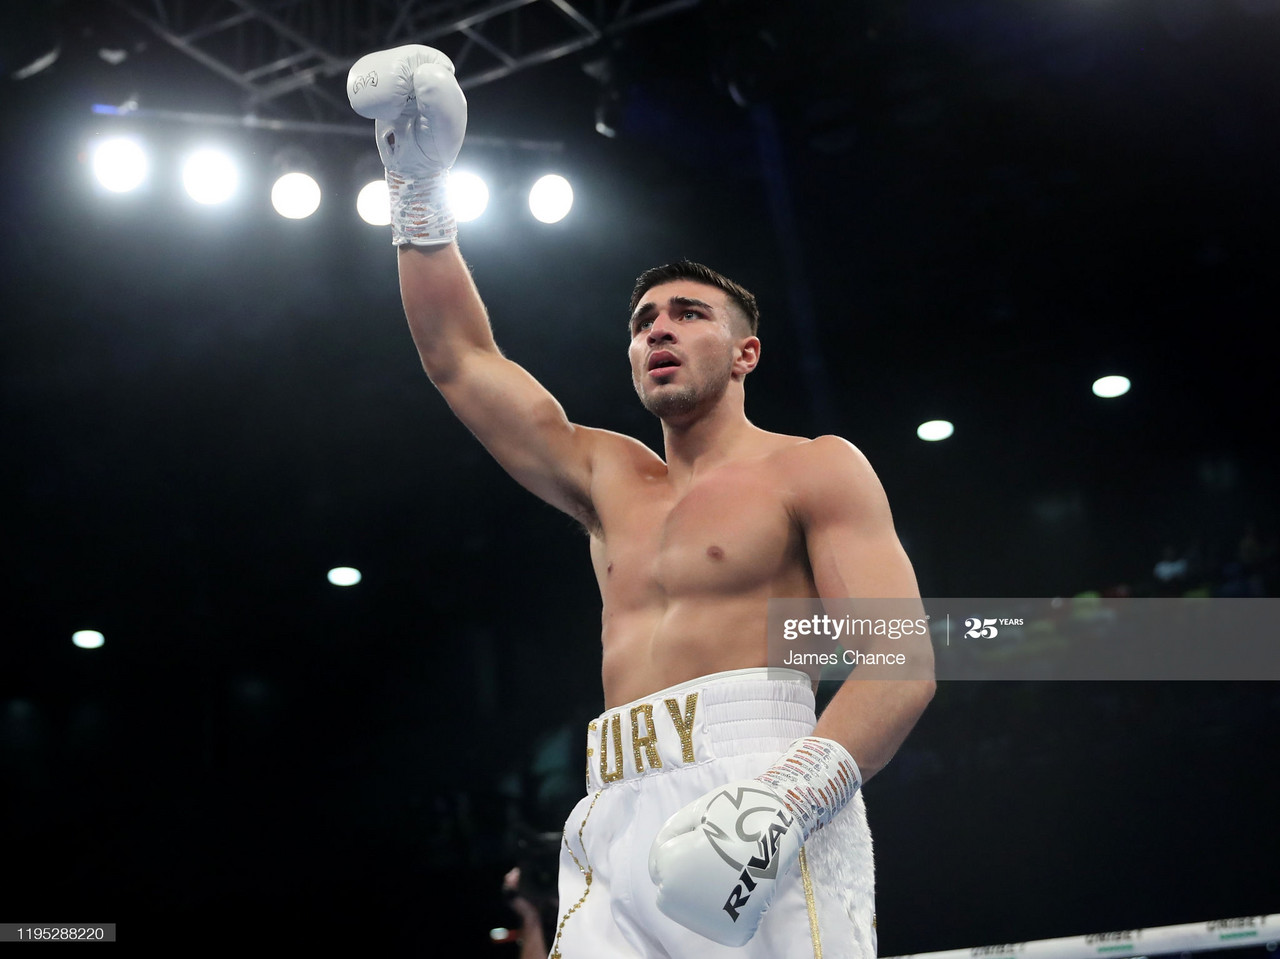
[550,668,876,959]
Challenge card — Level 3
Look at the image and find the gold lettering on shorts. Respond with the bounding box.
[586,720,597,790]
[664,692,698,764]
[599,713,624,783]
[630,703,662,773]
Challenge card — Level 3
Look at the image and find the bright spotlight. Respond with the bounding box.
[1092,375,1131,398]
[327,567,362,587]
[529,174,573,224]
[271,172,321,219]
[917,419,954,442]
[182,148,239,205]
[449,171,490,222]
[357,179,391,226]
[72,630,105,649]
[91,136,148,193]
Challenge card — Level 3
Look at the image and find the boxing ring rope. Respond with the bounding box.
[886,915,1279,959]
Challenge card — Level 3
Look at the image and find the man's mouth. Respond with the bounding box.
[647,351,681,376]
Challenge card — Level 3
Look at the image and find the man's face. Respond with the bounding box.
[627,280,748,422]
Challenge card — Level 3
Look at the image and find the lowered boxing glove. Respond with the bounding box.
[648,737,861,947]
[348,44,467,245]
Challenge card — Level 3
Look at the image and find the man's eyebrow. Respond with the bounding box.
[628,296,717,330]
[670,296,715,312]
[629,301,657,330]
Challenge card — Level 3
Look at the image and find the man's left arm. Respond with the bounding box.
[797,434,936,781]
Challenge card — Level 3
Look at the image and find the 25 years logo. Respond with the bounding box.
[963,617,1024,639]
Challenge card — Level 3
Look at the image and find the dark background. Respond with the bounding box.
[3,0,1277,951]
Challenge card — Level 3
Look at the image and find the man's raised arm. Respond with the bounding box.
[349,45,596,521]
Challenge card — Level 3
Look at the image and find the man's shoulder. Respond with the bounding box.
[577,425,665,472]
[766,433,871,472]
[770,434,887,519]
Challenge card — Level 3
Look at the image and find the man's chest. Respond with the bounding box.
[592,468,807,597]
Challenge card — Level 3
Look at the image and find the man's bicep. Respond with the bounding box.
[807,510,921,601]
[441,350,598,519]
[798,439,921,601]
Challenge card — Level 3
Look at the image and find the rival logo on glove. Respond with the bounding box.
[350,71,378,96]
[699,786,795,923]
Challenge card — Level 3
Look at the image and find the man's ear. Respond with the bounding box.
[734,336,761,377]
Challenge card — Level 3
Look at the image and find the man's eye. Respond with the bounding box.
[682,311,700,320]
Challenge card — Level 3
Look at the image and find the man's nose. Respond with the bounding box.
[647,314,677,342]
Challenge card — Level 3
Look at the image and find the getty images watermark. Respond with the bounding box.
[768,598,1280,681]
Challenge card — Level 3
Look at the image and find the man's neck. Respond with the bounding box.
[660,392,755,486]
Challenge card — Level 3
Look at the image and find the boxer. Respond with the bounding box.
[349,44,935,958]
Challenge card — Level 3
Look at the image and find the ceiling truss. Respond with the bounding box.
[108,0,700,127]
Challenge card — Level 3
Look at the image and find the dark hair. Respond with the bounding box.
[629,260,760,335]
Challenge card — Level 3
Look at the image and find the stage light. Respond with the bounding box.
[357,180,391,226]
[182,148,239,205]
[1092,375,1131,398]
[917,420,954,442]
[270,147,321,219]
[271,171,321,219]
[529,174,573,223]
[327,567,362,587]
[91,136,148,193]
[449,171,490,222]
[72,630,105,649]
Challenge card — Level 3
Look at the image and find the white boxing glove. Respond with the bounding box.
[347,44,468,246]
[648,737,861,947]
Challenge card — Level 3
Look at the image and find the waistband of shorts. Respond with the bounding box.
[585,668,816,791]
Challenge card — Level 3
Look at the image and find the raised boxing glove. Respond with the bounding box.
[647,736,861,947]
[347,44,468,246]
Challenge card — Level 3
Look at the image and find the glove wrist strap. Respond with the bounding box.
[388,169,456,246]
[758,737,862,838]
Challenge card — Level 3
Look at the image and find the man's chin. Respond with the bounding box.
[638,384,700,421]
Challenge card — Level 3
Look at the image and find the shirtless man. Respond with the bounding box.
[350,45,935,959]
